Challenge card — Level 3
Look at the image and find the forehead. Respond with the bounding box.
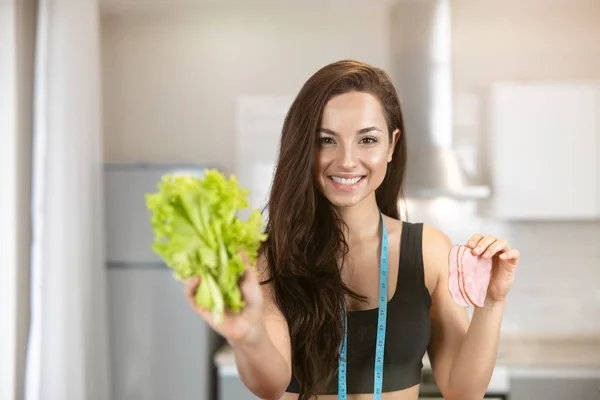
[320,91,386,132]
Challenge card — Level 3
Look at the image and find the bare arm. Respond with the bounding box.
[423,225,505,400]
[231,277,292,400]
[185,255,292,400]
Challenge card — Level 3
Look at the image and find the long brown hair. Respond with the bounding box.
[260,60,407,399]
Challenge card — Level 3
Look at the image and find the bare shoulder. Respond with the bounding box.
[422,223,453,255]
[421,224,454,294]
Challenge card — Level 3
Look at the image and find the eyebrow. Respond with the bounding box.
[317,126,382,135]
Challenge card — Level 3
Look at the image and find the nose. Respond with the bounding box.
[338,142,357,170]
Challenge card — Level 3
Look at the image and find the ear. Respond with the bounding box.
[387,128,401,162]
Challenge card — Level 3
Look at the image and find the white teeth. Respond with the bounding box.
[331,176,362,185]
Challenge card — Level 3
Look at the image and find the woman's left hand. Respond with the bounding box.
[466,234,521,305]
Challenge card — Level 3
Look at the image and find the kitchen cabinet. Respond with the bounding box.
[487,82,600,220]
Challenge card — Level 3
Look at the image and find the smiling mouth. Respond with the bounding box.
[329,176,365,186]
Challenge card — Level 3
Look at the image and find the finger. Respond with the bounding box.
[184,276,204,313]
[482,238,508,259]
[239,249,249,263]
[499,248,520,263]
[192,303,214,322]
[184,276,200,300]
[239,261,262,306]
[239,250,262,282]
[473,234,497,255]
[184,277,216,320]
[467,233,484,248]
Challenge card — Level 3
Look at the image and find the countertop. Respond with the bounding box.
[214,333,600,373]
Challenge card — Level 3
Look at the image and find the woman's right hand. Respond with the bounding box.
[183,252,266,347]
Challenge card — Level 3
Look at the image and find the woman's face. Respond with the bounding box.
[313,91,399,209]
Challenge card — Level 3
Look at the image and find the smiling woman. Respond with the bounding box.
[185,59,520,400]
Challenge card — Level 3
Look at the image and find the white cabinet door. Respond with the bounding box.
[234,95,294,221]
[488,82,599,220]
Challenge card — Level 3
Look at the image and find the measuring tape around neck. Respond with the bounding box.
[338,210,389,399]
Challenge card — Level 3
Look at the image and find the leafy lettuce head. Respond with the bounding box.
[145,169,267,324]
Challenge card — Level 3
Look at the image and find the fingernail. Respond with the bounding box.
[483,251,490,258]
[469,241,475,247]
[500,254,507,259]
[474,247,481,253]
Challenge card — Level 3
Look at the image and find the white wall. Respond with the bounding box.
[101,3,391,172]
[0,1,34,399]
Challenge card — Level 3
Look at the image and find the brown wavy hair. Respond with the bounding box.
[259,59,407,399]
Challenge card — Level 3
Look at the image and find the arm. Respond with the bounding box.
[230,256,292,400]
[231,295,292,400]
[185,253,292,400]
[423,225,509,400]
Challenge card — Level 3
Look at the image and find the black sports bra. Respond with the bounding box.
[286,222,432,395]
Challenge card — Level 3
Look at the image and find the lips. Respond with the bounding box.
[329,176,365,186]
[329,175,366,191]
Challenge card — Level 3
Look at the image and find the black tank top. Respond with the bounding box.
[286,222,432,395]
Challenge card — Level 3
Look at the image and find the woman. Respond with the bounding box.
[184,60,520,400]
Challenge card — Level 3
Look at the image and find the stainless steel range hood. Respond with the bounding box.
[391,0,491,199]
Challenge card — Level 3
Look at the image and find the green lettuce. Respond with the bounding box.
[145,169,267,324]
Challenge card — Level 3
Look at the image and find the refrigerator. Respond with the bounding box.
[104,162,223,400]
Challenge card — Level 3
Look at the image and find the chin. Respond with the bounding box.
[321,188,370,209]
[326,196,364,209]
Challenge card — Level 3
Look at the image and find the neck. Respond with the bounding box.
[336,195,381,242]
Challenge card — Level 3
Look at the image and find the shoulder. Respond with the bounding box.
[382,214,403,235]
[421,223,454,293]
[422,223,453,258]
[381,215,405,251]
[385,215,453,257]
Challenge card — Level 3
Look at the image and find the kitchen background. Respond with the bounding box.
[1,0,599,399]
[102,0,600,330]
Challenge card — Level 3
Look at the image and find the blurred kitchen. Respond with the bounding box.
[1,0,599,399]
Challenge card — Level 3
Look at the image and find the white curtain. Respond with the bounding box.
[25,0,112,399]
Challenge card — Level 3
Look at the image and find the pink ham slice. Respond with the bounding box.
[448,244,493,308]
[457,246,472,307]
[448,245,470,308]
[461,246,493,308]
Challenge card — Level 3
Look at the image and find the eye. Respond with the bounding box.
[361,137,378,144]
[318,137,335,145]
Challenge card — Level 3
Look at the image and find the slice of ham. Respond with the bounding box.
[461,246,493,307]
[457,246,473,307]
[448,245,470,307]
[447,244,493,308]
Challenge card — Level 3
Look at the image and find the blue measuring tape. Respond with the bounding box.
[338,211,389,400]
